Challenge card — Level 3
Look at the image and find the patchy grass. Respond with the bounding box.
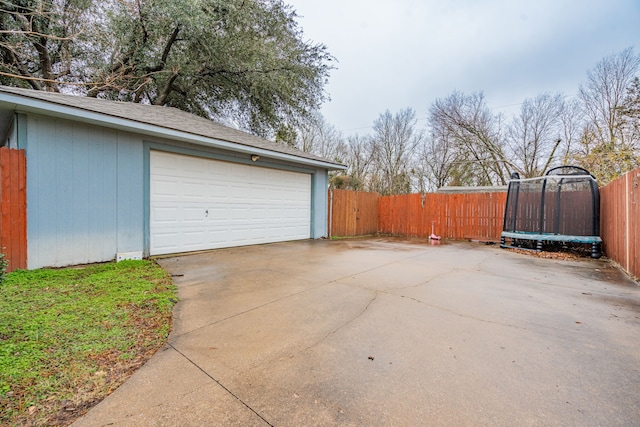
[0,260,177,426]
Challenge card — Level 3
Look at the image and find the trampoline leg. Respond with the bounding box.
[536,240,542,251]
[591,243,602,259]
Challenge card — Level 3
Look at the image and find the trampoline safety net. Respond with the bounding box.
[500,166,602,258]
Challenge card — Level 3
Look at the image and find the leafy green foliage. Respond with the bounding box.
[0,260,177,425]
[573,137,639,184]
[1,0,334,138]
[106,0,332,136]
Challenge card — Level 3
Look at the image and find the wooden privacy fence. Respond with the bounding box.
[600,167,640,280]
[378,192,507,240]
[329,189,507,241]
[329,189,379,237]
[329,176,638,280]
[0,147,27,272]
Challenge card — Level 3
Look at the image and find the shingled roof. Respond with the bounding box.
[0,85,344,169]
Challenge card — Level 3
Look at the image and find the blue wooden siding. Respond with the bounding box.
[26,115,144,268]
[311,167,328,239]
[4,115,16,148]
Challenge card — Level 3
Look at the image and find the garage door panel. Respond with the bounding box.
[183,181,207,198]
[151,179,180,198]
[207,206,229,220]
[183,207,207,223]
[150,151,311,255]
[152,205,179,220]
[183,230,210,246]
[152,232,180,253]
[229,185,252,200]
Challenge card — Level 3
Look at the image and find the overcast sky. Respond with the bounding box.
[286,0,640,134]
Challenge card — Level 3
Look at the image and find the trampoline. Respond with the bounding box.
[500,166,602,258]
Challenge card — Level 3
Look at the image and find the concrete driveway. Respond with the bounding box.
[74,238,640,426]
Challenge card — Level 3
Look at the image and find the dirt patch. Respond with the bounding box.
[506,247,585,261]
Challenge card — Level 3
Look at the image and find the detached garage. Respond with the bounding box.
[0,85,344,270]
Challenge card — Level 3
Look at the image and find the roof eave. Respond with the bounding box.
[0,93,347,171]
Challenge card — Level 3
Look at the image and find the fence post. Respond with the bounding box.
[329,188,333,239]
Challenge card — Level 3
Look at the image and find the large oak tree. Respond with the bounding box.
[0,0,333,137]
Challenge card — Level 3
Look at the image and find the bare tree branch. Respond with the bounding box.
[0,30,77,41]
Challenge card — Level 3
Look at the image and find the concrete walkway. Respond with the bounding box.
[73,238,640,426]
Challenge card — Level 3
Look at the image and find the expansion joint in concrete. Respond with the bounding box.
[166,343,274,426]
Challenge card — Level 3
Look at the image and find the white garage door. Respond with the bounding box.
[150,150,311,255]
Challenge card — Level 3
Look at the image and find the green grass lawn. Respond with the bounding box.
[0,260,177,426]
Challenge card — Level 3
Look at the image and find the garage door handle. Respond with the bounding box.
[205,209,208,217]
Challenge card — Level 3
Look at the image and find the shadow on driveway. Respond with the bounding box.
[74,238,640,426]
